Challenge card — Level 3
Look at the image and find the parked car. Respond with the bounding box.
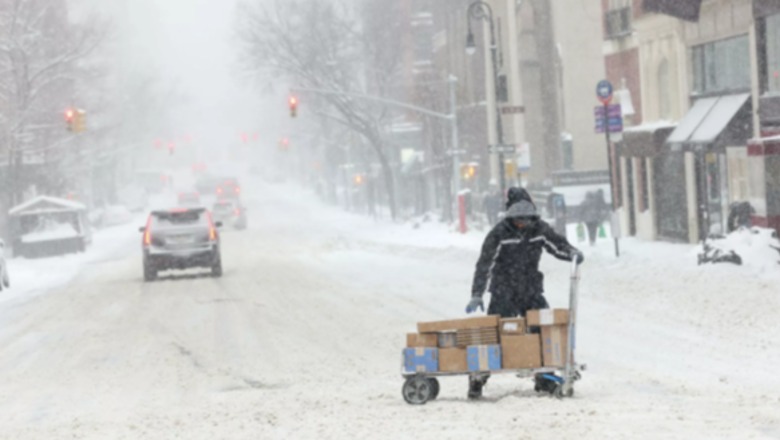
[140,208,222,281]
[177,191,201,207]
[0,239,9,292]
[211,199,247,230]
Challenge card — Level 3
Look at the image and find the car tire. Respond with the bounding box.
[211,255,223,278]
[143,262,157,282]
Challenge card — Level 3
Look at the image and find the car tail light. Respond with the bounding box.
[207,212,217,241]
[143,216,152,246]
[234,208,241,216]
[216,187,223,195]
[234,186,241,194]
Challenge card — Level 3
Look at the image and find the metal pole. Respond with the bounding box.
[487,10,507,197]
[604,103,620,257]
[449,75,460,224]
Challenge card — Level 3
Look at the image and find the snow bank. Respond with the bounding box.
[700,227,780,273]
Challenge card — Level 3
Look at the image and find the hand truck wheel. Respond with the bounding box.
[553,384,574,399]
[427,378,440,400]
[402,376,434,405]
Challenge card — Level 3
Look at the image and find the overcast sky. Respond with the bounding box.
[77,0,280,150]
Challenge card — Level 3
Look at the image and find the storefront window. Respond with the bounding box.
[692,35,751,95]
[766,14,780,93]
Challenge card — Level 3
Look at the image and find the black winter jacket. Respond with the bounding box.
[471,218,577,301]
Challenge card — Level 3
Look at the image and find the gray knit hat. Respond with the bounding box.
[505,200,538,219]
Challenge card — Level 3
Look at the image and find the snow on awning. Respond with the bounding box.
[689,93,751,144]
[622,121,676,157]
[666,97,718,145]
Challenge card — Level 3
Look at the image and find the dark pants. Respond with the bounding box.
[487,292,549,318]
[585,221,599,245]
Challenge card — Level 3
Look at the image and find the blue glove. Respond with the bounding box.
[465,296,484,314]
[573,251,584,265]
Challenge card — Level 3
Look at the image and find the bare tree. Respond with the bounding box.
[236,0,406,219]
[0,0,105,207]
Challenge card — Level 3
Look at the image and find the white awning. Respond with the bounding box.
[689,93,751,143]
[666,97,718,144]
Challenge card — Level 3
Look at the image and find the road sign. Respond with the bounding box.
[594,104,623,133]
[500,106,525,115]
[489,144,516,154]
[596,80,614,105]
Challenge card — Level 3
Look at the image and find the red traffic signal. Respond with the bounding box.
[289,96,298,118]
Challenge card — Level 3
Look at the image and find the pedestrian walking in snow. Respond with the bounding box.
[580,190,609,246]
[464,198,583,398]
[482,187,502,226]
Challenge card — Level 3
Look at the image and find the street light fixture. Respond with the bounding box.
[465,1,507,197]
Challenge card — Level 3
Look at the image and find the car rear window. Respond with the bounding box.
[151,210,208,228]
[213,202,233,211]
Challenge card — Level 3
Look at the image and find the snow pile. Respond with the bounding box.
[96,205,134,228]
[699,227,780,272]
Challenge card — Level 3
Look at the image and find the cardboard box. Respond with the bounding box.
[526,309,569,327]
[438,348,468,372]
[541,325,569,367]
[418,315,500,333]
[403,347,438,373]
[501,334,542,369]
[406,333,438,348]
[466,345,501,371]
[499,318,526,335]
[456,327,499,347]
[438,332,458,348]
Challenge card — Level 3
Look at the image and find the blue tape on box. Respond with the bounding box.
[467,345,501,371]
[403,347,439,373]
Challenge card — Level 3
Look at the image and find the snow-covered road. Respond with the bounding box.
[1,181,779,439]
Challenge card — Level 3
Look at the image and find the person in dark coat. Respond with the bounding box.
[464,199,583,398]
[580,190,609,246]
[482,188,502,226]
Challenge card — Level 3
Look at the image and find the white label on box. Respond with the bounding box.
[539,309,554,326]
[503,322,518,332]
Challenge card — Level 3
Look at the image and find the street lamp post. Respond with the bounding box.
[466,0,506,196]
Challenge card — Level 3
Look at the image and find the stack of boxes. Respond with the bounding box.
[403,310,570,373]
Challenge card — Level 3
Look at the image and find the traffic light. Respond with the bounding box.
[461,163,477,180]
[65,108,86,133]
[354,174,364,185]
[289,96,298,118]
[168,142,176,155]
[279,137,290,150]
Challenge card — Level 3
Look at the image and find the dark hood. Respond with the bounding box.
[506,187,535,210]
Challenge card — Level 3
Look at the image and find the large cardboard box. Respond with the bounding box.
[418,315,499,333]
[501,334,542,369]
[499,318,526,335]
[437,332,458,348]
[456,327,499,347]
[403,347,438,373]
[439,348,468,372]
[526,309,569,327]
[406,333,438,348]
[466,345,501,371]
[540,325,569,367]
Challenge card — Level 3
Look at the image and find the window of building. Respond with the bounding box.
[766,13,780,93]
[605,0,632,39]
[658,59,671,119]
[691,35,751,96]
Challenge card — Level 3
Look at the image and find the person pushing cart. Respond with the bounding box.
[465,191,584,399]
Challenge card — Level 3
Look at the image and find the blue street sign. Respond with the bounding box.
[594,104,622,133]
[596,80,614,104]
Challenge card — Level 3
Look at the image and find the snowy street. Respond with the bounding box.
[0,181,778,439]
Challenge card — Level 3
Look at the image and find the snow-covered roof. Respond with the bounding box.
[9,196,87,216]
[623,120,676,133]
